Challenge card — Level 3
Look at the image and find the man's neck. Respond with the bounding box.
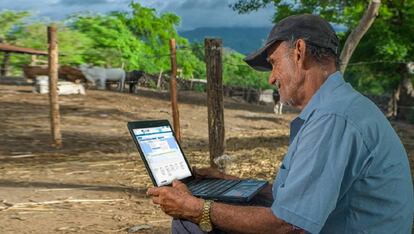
[297,67,337,110]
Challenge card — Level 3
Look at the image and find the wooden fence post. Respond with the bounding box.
[169,38,181,142]
[48,25,62,148]
[0,52,10,77]
[205,38,225,168]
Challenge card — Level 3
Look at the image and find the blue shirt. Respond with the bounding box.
[271,71,414,233]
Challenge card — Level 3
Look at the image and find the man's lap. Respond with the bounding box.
[172,195,273,234]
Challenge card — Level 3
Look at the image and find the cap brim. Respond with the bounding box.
[243,42,274,71]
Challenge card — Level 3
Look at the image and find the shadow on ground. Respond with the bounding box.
[0,179,147,198]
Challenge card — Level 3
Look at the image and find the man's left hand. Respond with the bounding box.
[147,180,204,223]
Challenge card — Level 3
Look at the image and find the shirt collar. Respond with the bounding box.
[298,71,344,120]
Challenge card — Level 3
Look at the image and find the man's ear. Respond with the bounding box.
[294,39,309,70]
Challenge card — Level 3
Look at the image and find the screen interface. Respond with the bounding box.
[133,125,191,186]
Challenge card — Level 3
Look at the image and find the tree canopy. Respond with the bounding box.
[232,0,414,95]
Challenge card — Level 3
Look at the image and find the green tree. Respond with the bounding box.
[223,49,270,89]
[71,14,146,69]
[0,10,30,76]
[232,0,414,118]
[117,2,202,77]
[13,22,94,66]
[0,10,29,42]
[71,2,203,77]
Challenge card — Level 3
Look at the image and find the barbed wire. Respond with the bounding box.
[345,60,408,66]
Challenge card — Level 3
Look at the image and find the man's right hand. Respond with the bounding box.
[193,167,239,180]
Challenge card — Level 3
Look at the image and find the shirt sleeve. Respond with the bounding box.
[271,113,364,233]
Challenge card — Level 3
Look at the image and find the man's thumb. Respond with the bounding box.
[172,179,181,187]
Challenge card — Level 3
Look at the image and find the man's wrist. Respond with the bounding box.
[185,197,204,223]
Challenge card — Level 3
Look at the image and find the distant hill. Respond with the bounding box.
[179,25,347,55]
[179,27,271,55]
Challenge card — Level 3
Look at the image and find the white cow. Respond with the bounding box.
[79,64,125,91]
[273,89,283,115]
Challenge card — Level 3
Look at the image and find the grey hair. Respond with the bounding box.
[287,36,340,69]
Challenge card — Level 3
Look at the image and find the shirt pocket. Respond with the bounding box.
[276,163,290,188]
[272,163,290,199]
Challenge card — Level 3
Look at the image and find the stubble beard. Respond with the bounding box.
[276,80,295,106]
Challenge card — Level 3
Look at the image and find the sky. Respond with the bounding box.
[0,0,275,30]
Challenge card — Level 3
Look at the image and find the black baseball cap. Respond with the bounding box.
[244,14,339,71]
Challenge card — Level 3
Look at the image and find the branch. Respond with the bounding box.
[340,0,381,74]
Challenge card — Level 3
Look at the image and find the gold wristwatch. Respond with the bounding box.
[199,200,214,232]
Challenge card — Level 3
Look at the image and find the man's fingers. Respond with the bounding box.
[147,187,158,196]
[152,196,163,205]
[172,179,192,194]
[147,186,169,196]
[172,179,185,188]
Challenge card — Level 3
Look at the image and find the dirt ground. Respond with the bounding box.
[0,84,413,234]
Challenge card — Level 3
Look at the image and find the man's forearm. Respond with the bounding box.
[210,202,295,234]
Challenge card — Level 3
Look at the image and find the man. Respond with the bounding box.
[147,14,414,233]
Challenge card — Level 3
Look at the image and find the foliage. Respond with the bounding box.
[346,1,414,95]
[1,3,274,90]
[223,49,271,89]
[71,14,146,69]
[0,10,29,42]
[231,0,414,95]
[188,43,272,89]
[70,2,203,76]
[13,22,94,65]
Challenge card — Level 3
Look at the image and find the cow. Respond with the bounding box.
[22,65,88,84]
[79,64,125,91]
[22,65,48,81]
[126,70,145,93]
[59,65,87,84]
[273,89,283,115]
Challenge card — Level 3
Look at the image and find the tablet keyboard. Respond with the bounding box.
[187,179,241,196]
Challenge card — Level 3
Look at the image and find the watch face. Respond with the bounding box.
[200,222,213,232]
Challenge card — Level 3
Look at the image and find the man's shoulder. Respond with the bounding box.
[310,84,395,150]
[314,82,384,122]
[300,77,405,160]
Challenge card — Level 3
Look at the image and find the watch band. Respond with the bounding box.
[199,200,214,232]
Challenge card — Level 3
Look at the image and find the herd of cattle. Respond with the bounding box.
[23,65,144,93]
[22,65,284,114]
[22,65,143,93]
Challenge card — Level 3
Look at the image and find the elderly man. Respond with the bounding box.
[147,14,414,233]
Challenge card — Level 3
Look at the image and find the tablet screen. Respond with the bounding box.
[133,125,192,186]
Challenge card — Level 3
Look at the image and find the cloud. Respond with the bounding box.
[137,0,274,30]
[0,0,274,29]
[179,0,229,10]
[58,0,111,6]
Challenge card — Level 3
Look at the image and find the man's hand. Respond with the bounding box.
[147,180,203,223]
[193,167,239,180]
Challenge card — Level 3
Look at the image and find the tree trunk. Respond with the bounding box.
[1,52,10,77]
[397,75,414,120]
[340,0,381,74]
[387,86,399,118]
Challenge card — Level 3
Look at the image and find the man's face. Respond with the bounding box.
[267,41,304,106]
